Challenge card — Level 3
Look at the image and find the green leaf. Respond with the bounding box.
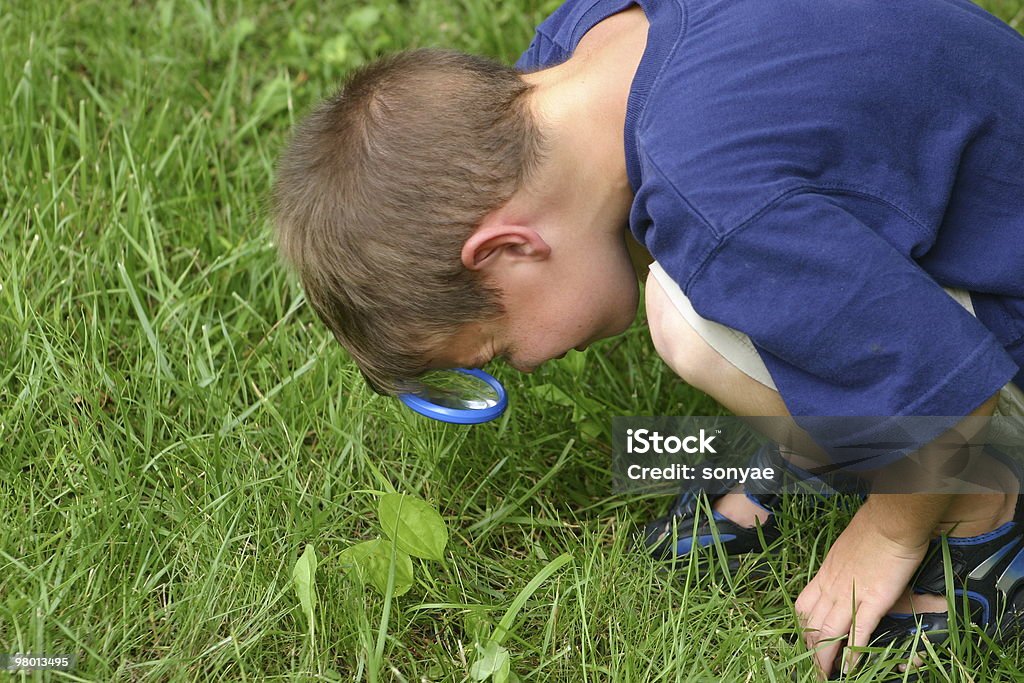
[320,34,351,65]
[528,384,574,407]
[339,539,414,596]
[578,418,603,439]
[560,348,587,375]
[378,493,449,561]
[251,73,290,122]
[157,0,174,29]
[462,606,493,644]
[229,17,256,46]
[494,658,511,683]
[345,6,382,33]
[292,544,318,623]
[469,642,510,682]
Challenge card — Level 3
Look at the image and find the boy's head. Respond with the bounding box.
[273,48,640,393]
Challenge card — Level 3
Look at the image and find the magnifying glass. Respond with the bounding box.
[398,368,508,424]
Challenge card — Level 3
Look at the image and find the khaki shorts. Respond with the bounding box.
[648,261,1024,419]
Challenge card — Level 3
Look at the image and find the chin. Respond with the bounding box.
[594,304,639,346]
[611,314,635,337]
[614,285,641,333]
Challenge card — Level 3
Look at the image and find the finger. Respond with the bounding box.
[795,580,824,632]
[813,615,852,679]
[897,652,927,674]
[795,584,821,619]
[802,587,835,650]
[844,602,888,674]
[803,594,850,677]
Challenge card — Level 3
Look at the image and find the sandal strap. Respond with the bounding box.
[872,611,950,648]
[668,443,784,518]
[909,447,1024,628]
[909,525,1024,627]
[647,443,869,561]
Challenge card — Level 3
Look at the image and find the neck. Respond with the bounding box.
[519,7,648,241]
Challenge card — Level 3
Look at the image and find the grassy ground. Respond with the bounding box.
[2,0,1024,681]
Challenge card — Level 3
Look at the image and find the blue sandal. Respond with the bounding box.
[864,451,1024,679]
[641,443,866,563]
[871,484,1024,655]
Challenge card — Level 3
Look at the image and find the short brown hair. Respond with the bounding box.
[272,49,544,394]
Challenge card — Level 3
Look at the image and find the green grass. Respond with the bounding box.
[2,0,1023,681]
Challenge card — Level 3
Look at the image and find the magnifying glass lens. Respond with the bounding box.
[417,372,501,409]
[398,368,507,424]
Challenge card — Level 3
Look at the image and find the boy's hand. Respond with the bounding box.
[794,498,932,678]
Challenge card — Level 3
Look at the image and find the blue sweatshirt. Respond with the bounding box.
[518,0,1024,456]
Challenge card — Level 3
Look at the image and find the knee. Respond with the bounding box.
[644,272,734,393]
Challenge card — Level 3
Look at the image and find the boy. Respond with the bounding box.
[272,0,1024,676]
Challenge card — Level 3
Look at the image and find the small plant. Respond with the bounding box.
[339,492,449,596]
[293,495,572,682]
[292,493,449,682]
[469,553,574,683]
[289,494,447,622]
[292,543,318,634]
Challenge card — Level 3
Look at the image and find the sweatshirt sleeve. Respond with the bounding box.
[679,191,1018,466]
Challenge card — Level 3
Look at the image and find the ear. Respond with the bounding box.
[461,221,551,271]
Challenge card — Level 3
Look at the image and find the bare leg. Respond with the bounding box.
[644,271,826,526]
[644,272,1016,617]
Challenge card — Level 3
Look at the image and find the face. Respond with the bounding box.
[435,232,641,373]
